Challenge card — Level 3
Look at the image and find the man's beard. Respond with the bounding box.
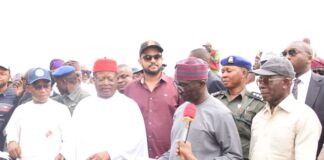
[0,82,7,89]
[143,66,163,76]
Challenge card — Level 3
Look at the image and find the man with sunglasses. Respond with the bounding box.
[250,57,321,160]
[283,41,324,158]
[213,55,265,160]
[5,67,71,159]
[124,40,182,159]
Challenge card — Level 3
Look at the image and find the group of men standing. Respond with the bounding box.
[0,39,323,160]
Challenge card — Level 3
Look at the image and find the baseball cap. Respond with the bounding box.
[0,61,10,70]
[253,57,295,79]
[27,67,52,84]
[202,42,212,47]
[139,40,163,55]
[260,52,278,64]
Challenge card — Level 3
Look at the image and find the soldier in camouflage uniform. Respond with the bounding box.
[212,55,265,160]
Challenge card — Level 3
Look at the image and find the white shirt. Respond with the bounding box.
[250,95,321,160]
[292,70,311,103]
[5,99,71,160]
[70,92,148,160]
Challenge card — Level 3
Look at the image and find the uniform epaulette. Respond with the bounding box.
[247,92,264,101]
[211,90,226,97]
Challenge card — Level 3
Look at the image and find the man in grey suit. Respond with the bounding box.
[283,41,324,157]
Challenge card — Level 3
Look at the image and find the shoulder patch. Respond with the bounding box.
[211,90,226,97]
[248,92,264,101]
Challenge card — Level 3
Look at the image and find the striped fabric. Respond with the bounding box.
[175,57,208,80]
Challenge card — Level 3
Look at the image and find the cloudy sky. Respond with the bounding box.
[1,0,323,75]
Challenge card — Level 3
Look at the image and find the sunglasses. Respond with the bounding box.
[256,76,285,86]
[32,84,51,90]
[142,54,162,61]
[282,49,299,57]
[313,69,324,76]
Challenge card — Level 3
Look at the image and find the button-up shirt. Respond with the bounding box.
[52,86,90,115]
[124,74,181,158]
[250,94,321,160]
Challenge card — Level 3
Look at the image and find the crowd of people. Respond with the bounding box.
[0,39,324,160]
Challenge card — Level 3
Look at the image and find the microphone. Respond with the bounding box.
[180,103,196,143]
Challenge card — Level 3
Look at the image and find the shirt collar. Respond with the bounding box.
[66,86,82,101]
[296,69,312,84]
[264,94,295,114]
[140,72,167,84]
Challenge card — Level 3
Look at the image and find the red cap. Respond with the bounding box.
[93,58,117,73]
[183,103,196,119]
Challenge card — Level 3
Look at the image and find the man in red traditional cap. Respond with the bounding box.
[57,58,148,160]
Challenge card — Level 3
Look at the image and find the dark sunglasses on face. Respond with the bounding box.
[282,49,299,57]
[142,54,162,61]
[32,83,51,90]
[313,69,324,76]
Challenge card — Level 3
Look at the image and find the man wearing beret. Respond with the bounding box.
[63,58,148,160]
[52,65,90,115]
[5,67,71,159]
[124,40,181,159]
[159,57,242,160]
[250,57,321,160]
[212,55,265,160]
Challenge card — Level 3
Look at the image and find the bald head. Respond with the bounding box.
[288,41,313,56]
[189,48,211,63]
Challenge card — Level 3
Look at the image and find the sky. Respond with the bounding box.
[1,0,323,76]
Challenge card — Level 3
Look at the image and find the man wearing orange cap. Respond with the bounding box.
[61,58,148,160]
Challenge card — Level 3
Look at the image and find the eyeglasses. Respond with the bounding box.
[282,49,299,57]
[256,76,286,86]
[32,84,51,90]
[81,70,91,75]
[142,54,162,61]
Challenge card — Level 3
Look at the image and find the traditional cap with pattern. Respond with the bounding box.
[175,57,208,80]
